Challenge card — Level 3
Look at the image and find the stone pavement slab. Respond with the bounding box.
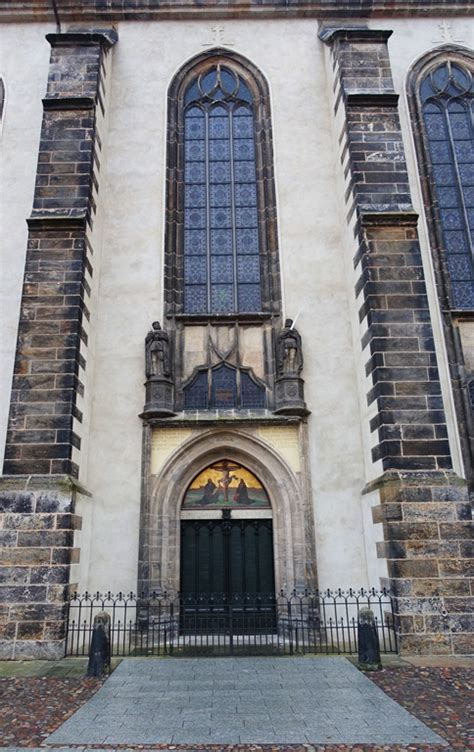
[46,656,446,746]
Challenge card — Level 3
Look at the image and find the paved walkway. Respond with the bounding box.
[45,657,445,746]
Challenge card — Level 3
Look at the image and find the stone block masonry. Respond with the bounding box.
[321,26,473,654]
[371,470,473,655]
[0,476,83,659]
[0,28,117,659]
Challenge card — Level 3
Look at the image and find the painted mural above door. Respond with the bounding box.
[182,460,271,510]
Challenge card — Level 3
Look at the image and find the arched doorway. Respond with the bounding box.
[141,428,317,596]
[180,460,275,600]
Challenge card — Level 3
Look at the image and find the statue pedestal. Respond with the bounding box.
[141,376,176,419]
[274,375,309,417]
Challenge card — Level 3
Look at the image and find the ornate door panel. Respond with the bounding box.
[180,517,275,633]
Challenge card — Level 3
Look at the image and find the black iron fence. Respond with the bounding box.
[65,588,398,657]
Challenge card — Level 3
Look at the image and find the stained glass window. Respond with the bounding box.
[420,61,474,309]
[183,364,266,410]
[241,371,266,409]
[183,65,262,314]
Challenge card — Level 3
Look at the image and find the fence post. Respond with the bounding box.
[229,601,234,656]
[287,598,294,655]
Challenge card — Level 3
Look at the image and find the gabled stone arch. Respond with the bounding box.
[139,428,317,594]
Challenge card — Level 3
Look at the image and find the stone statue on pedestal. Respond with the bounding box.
[141,321,176,419]
[145,321,171,378]
[274,317,309,416]
[276,318,303,376]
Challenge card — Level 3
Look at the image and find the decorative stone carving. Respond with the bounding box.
[141,321,176,419]
[274,318,309,416]
[146,321,171,378]
[276,318,303,376]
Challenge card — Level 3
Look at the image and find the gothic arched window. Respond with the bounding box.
[417,56,474,310]
[166,52,280,317]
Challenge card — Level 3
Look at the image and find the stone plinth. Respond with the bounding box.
[368,470,473,655]
[274,376,309,417]
[0,475,84,659]
[141,377,176,419]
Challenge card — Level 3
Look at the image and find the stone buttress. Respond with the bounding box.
[320,26,473,655]
[0,28,117,659]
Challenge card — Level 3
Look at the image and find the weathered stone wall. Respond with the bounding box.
[0,28,117,659]
[0,476,82,659]
[372,471,472,655]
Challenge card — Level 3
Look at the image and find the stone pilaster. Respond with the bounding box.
[321,26,473,654]
[0,28,117,659]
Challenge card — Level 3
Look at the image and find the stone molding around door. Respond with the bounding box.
[138,425,317,595]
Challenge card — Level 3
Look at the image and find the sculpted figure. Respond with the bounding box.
[276,318,303,376]
[145,321,171,378]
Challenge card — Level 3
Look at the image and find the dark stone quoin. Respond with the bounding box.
[0,28,117,660]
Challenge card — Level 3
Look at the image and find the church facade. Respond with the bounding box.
[0,0,472,659]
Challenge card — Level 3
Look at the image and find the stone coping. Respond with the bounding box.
[1,1,473,22]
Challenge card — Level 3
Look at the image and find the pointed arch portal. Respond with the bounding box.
[139,429,317,597]
[180,459,275,601]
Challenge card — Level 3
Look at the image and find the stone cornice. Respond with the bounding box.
[0,1,472,22]
[46,29,118,47]
[318,27,393,43]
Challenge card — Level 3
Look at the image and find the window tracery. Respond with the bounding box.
[183,65,261,314]
[165,51,281,318]
[184,362,266,410]
[419,58,474,309]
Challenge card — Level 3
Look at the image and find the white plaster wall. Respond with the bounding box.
[0,24,50,466]
[82,18,371,592]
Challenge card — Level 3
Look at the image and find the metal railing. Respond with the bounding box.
[65,588,398,657]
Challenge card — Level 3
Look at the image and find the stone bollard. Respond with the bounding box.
[357,607,382,671]
[86,611,111,677]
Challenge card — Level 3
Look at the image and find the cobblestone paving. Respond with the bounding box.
[44,658,444,746]
[368,665,473,751]
[0,676,102,746]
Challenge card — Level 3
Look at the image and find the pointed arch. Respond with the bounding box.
[139,428,317,594]
[164,48,281,318]
[407,46,474,311]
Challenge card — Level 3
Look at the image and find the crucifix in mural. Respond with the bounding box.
[182,460,271,510]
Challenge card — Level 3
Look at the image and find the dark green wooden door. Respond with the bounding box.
[180,518,275,632]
